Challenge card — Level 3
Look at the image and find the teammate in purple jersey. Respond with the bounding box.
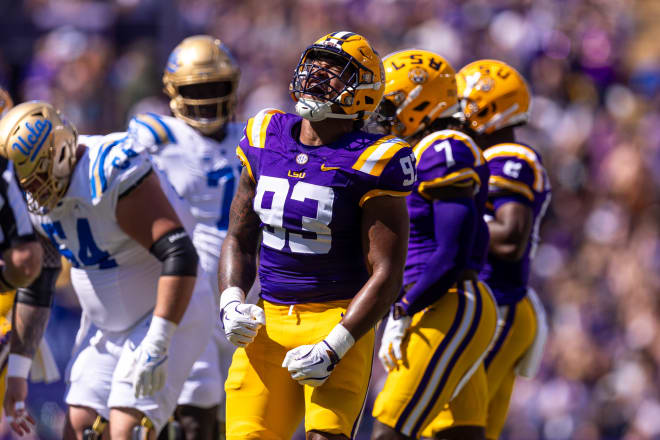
[453,59,551,440]
[368,49,498,440]
[218,32,413,440]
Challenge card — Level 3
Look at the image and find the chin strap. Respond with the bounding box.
[295,98,360,121]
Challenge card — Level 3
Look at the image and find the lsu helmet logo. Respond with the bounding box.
[408,67,428,84]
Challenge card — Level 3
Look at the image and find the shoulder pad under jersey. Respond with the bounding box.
[412,130,484,194]
[236,108,285,182]
[128,112,178,152]
[351,134,416,206]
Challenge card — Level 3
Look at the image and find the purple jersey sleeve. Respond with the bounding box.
[484,144,546,203]
[414,131,484,196]
[400,196,477,315]
[356,140,415,207]
[236,108,285,183]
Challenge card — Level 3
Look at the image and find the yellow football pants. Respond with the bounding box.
[425,295,536,439]
[372,280,498,439]
[0,291,15,404]
[225,299,374,440]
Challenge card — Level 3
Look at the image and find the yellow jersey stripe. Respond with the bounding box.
[435,129,483,165]
[484,144,544,192]
[418,168,481,196]
[412,132,440,161]
[352,135,396,171]
[359,189,411,207]
[413,130,483,165]
[248,108,283,148]
[236,146,255,183]
[354,137,407,176]
[489,175,534,201]
[135,114,170,145]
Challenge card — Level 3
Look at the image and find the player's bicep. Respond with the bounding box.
[360,195,409,277]
[489,199,533,261]
[116,171,182,250]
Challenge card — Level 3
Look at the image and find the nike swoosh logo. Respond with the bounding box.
[320,164,340,171]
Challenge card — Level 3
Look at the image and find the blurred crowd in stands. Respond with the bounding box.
[1,0,659,438]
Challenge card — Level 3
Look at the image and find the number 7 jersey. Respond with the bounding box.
[238,109,415,304]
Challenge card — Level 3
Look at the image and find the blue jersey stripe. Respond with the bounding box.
[133,118,162,145]
[91,139,125,197]
[147,112,177,144]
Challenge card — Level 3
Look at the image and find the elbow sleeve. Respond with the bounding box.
[15,267,59,308]
[149,228,198,276]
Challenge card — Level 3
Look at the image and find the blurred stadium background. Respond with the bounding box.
[1,0,660,439]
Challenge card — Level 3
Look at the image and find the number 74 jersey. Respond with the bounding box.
[237,109,415,304]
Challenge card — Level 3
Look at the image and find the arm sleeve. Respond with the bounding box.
[400,197,477,315]
[15,233,61,307]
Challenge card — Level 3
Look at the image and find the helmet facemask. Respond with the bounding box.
[291,49,363,121]
[168,79,237,134]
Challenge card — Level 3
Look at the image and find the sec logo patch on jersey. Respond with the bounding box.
[296,153,309,165]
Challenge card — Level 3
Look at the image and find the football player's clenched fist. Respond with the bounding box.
[220,287,265,347]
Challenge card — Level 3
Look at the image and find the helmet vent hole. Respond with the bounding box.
[478,107,489,117]
[356,100,360,106]
[365,96,374,105]
[413,101,430,111]
[58,147,66,163]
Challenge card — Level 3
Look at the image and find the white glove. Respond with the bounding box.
[5,355,36,435]
[129,316,176,398]
[282,324,354,387]
[378,307,412,372]
[220,287,265,347]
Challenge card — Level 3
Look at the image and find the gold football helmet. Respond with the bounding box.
[163,35,240,135]
[290,31,384,121]
[378,49,458,137]
[0,101,78,213]
[0,87,13,117]
[456,59,530,134]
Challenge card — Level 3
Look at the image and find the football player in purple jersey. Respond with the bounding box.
[217,32,414,440]
[451,60,551,440]
[368,50,498,440]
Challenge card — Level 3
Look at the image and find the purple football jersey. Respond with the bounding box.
[479,142,552,305]
[404,130,489,287]
[237,109,414,304]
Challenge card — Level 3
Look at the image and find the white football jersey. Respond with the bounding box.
[30,133,199,332]
[128,113,243,297]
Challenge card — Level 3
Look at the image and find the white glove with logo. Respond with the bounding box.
[378,306,412,372]
[282,324,355,387]
[129,316,176,398]
[220,287,265,347]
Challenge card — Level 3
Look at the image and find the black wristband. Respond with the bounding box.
[15,267,58,308]
[149,227,198,277]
